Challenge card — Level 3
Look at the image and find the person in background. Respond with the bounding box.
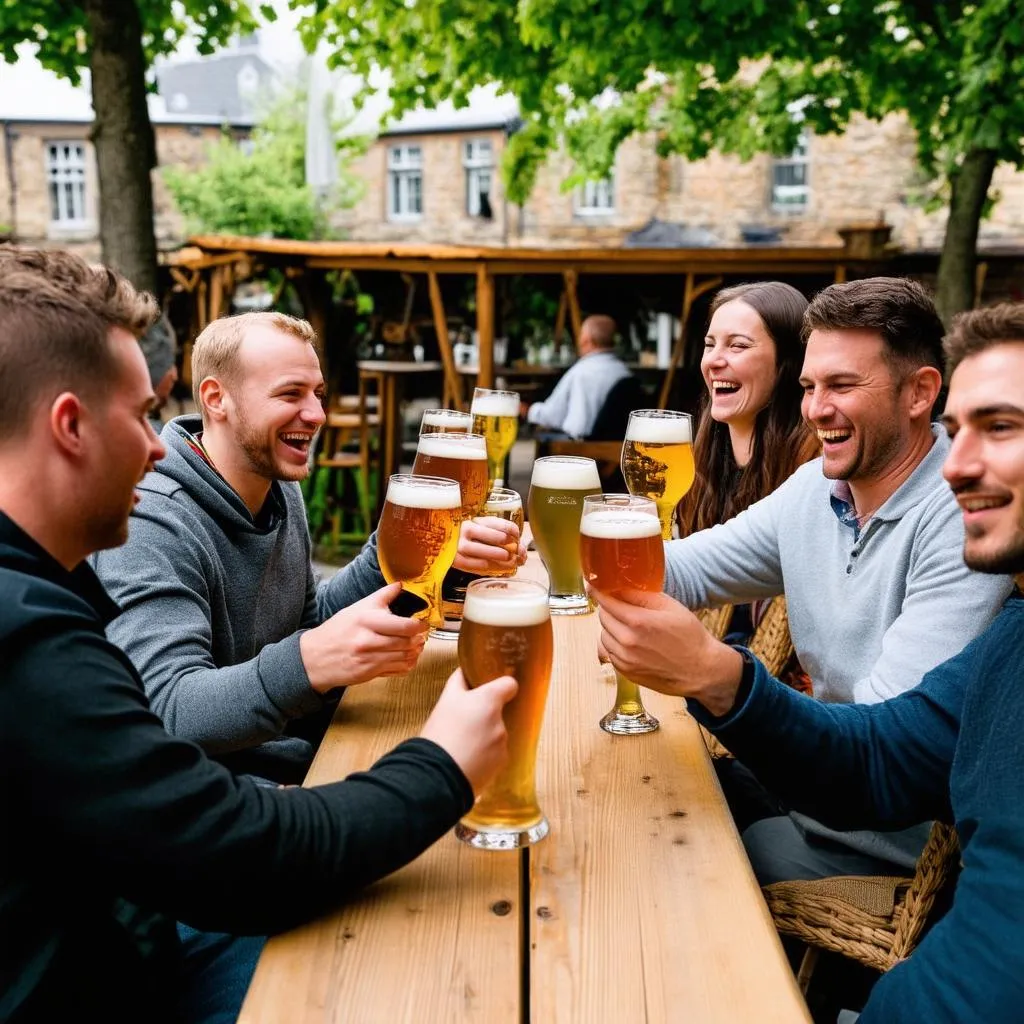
[93,310,525,784]
[0,247,518,1023]
[139,312,179,432]
[522,314,632,439]
[597,302,1024,1023]
[593,277,1014,884]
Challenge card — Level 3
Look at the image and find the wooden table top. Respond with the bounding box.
[238,554,809,1024]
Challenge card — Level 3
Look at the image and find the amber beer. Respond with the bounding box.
[579,494,663,734]
[477,488,524,578]
[470,388,520,489]
[456,578,554,849]
[412,432,489,521]
[621,409,695,539]
[527,456,601,614]
[377,474,461,628]
[419,408,473,435]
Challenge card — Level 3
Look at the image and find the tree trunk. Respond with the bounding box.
[935,147,997,327]
[83,0,158,295]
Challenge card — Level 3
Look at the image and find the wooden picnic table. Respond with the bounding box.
[238,550,810,1024]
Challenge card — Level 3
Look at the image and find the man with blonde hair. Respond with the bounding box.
[94,309,522,783]
[0,247,517,1022]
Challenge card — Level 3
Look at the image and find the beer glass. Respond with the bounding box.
[377,474,461,629]
[419,408,473,435]
[621,409,695,540]
[476,488,524,579]
[456,577,554,849]
[579,494,664,734]
[412,433,490,639]
[528,456,601,615]
[470,387,520,489]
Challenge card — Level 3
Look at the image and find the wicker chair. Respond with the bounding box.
[763,821,960,990]
[697,596,795,758]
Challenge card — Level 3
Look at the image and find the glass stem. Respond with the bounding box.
[613,670,646,717]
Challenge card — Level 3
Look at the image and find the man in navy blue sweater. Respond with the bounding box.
[593,302,1024,1022]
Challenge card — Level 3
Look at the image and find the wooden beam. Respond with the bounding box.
[476,265,496,390]
[554,291,567,345]
[428,271,465,410]
[834,264,847,284]
[563,269,583,341]
[208,267,225,324]
[974,260,989,307]
[658,275,723,409]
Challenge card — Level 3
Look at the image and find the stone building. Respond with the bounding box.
[337,91,1024,253]
[0,45,271,256]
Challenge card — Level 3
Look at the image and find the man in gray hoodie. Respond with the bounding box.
[94,310,523,783]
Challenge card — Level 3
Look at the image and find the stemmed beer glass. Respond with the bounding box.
[471,387,520,489]
[621,409,695,540]
[579,494,664,734]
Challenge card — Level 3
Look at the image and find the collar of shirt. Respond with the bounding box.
[0,511,120,625]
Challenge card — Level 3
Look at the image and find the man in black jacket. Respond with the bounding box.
[0,248,517,1023]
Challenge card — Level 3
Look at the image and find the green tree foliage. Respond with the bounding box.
[0,0,271,290]
[164,85,364,240]
[300,0,1024,320]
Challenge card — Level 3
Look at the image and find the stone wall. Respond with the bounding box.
[0,121,246,250]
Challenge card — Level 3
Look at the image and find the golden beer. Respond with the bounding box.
[475,488,524,578]
[621,410,695,540]
[419,408,473,435]
[470,388,520,489]
[456,577,553,848]
[377,474,461,628]
[412,432,489,520]
[527,456,601,613]
[579,495,663,733]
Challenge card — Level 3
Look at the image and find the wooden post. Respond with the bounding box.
[974,260,989,307]
[428,271,465,410]
[554,291,567,345]
[208,266,224,324]
[476,264,495,390]
[834,264,847,284]
[563,269,583,341]
[658,274,723,409]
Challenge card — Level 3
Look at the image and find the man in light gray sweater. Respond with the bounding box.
[94,311,523,783]
[593,278,1014,882]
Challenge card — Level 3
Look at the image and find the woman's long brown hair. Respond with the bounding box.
[677,282,818,536]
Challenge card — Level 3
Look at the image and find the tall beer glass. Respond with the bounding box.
[476,488,524,579]
[621,409,695,540]
[412,433,489,639]
[528,456,601,615]
[419,408,473,435]
[456,577,554,849]
[471,387,520,489]
[579,494,664,733]
[377,474,461,629]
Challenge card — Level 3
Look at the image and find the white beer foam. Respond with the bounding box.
[417,435,487,460]
[531,457,601,490]
[463,586,549,627]
[626,415,693,444]
[485,492,521,510]
[422,409,472,428]
[580,509,661,539]
[471,393,519,417]
[386,478,461,509]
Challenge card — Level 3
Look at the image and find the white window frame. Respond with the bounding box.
[463,139,494,218]
[771,132,809,212]
[575,174,615,215]
[387,144,423,221]
[46,141,90,227]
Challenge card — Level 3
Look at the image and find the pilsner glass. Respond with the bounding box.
[579,494,664,734]
[412,433,490,640]
[456,577,554,849]
[377,474,461,629]
[476,488,524,579]
[470,387,520,489]
[419,408,473,435]
[527,456,601,615]
[621,409,695,540]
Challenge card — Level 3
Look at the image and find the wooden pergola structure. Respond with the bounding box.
[165,234,888,410]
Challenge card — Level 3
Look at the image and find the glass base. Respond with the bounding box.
[548,593,593,616]
[455,815,549,849]
[600,708,660,734]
